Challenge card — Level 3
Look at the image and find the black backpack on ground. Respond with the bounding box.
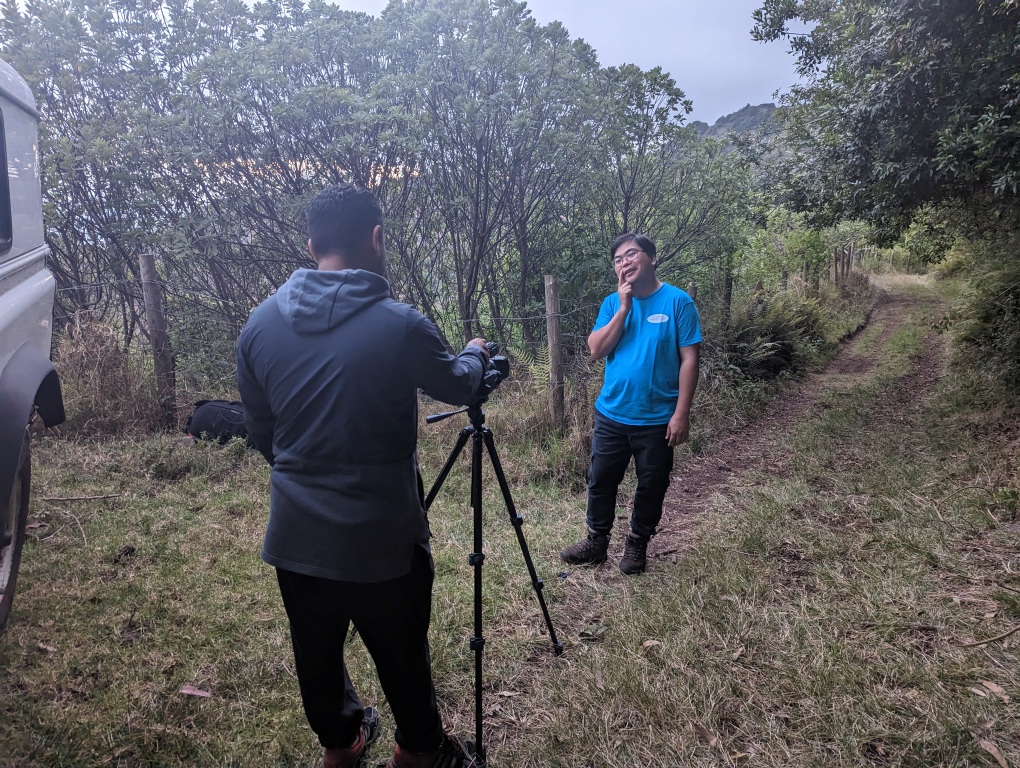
[184,400,249,445]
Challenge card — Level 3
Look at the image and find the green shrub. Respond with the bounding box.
[868,244,928,274]
[170,305,244,401]
[930,245,970,280]
[723,274,874,381]
[947,233,1020,393]
[727,291,833,379]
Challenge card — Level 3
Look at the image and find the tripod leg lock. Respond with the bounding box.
[470,636,485,651]
[469,552,485,566]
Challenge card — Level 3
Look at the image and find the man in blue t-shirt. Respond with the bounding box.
[560,232,701,575]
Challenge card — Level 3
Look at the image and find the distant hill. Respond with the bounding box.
[691,103,777,139]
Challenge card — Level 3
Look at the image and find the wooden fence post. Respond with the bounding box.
[544,275,564,429]
[139,251,177,429]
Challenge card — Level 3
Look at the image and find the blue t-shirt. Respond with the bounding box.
[593,282,702,425]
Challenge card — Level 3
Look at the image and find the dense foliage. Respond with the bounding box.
[0,0,751,364]
[754,0,1020,390]
[753,0,1020,232]
[5,0,1016,420]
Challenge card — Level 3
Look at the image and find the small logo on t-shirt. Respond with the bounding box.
[647,314,669,324]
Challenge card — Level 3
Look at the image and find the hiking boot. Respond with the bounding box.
[560,531,609,565]
[619,534,649,575]
[385,734,479,768]
[322,706,380,768]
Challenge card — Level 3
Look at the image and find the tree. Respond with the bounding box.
[376,0,599,346]
[3,0,771,405]
[754,0,1020,236]
[575,64,754,326]
[746,207,836,293]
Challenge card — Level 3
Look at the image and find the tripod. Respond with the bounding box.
[425,400,564,767]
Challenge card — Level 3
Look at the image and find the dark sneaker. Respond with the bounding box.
[385,734,479,768]
[323,706,380,768]
[619,534,648,575]
[560,531,610,565]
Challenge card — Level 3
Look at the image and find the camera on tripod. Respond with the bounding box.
[424,338,563,767]
[472,342,510,404]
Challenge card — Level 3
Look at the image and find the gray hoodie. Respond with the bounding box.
[237,268,486,582]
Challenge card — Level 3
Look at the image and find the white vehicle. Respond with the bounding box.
[0,57,64,630]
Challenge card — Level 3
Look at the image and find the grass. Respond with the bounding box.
[2,275,1018,767]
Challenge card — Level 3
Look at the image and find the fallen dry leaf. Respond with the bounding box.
[179,685,211,698]
[978,739,1009,768]
[970,686,989,698]
[640,639,662,653]
[694,723,719,748]
[979,680,1011,703]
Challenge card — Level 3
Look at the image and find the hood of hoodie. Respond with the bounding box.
[275,268,390,334]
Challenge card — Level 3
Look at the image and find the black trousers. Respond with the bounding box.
[275,546,444,752]
[586,410,674,539]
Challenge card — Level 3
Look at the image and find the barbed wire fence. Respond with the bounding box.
[54,269,618,431]
[53,242,866,434]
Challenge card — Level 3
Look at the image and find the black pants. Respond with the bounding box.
[275,546,444,752]
[586,410,674,539]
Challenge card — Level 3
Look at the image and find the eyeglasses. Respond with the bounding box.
[611,248,644,267]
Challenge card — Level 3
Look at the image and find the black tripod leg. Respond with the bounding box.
[424,424,488,765]
[482,429,564,655]
[427,418,559,767]
[469,429,487,765]
[424,427,472,511]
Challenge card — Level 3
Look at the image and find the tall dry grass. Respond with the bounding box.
[53,314,165,436]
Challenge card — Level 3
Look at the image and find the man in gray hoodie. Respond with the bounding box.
[237,184,487,768]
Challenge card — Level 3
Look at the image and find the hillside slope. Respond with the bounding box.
[691,102,777,138]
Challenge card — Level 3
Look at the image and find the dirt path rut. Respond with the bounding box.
[650,277,946,564]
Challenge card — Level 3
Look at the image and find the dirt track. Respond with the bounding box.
[648,276,946,564]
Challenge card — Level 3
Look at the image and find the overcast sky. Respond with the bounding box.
[334,0,800,124]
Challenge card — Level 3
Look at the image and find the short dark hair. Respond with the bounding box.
[610,232,656,261]
[306,184,383,257]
